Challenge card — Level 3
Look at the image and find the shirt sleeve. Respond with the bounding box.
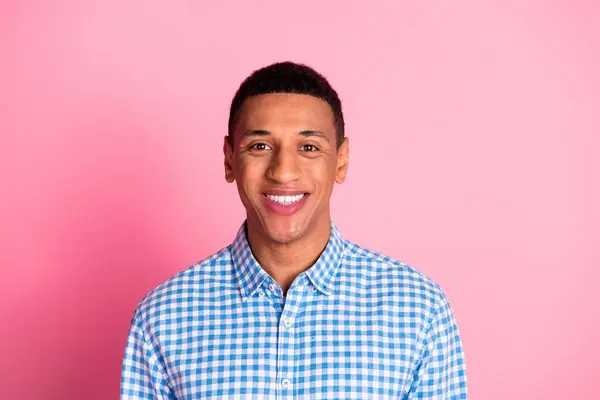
[120,311,175,400]
[406,290,468,399]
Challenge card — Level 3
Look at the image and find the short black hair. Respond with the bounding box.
[228,61,344,148]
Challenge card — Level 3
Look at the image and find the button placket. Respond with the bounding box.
[275,281,307,398]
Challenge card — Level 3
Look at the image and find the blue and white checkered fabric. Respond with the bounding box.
[121,221,467,399]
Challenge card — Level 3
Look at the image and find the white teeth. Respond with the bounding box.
[265,193,305,205]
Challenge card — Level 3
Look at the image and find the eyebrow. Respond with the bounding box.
[299,130,330,142]
[242,129,330,142]
[242,129,271,137]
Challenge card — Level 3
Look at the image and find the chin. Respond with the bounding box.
[262,217,307,244]
[268,234,298,245]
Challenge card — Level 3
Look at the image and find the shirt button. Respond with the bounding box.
[283,319,293,328]
[269,283,276,292]
[281,378,291,388]
[311,286,318,292]
[258,291,264,297]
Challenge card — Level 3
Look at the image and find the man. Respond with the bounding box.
[121,61,468,399]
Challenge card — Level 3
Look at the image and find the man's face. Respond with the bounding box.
[224,93,349,245]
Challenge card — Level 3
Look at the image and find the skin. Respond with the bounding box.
[223,93,349,295]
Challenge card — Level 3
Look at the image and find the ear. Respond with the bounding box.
[223,135,235,183]
[335,137,349,184]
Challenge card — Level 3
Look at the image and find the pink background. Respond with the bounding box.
[1,1,598,399]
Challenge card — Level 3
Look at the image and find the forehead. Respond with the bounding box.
[236,93,335,132]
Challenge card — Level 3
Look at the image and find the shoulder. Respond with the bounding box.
[131,246,233,327]
[341,239,447,309]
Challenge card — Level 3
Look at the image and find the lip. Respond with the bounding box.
[261,193,310,216]
[262,190,309,196]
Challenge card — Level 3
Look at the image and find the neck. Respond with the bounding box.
[246,218,331,296]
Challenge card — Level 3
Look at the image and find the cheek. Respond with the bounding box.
[237,159,267,192]
[303,160,336,188]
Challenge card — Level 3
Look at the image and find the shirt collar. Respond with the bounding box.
[231,220,346,300]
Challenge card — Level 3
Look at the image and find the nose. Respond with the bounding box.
[266,147,300,184]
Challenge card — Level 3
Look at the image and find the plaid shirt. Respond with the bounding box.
[121,221,467,399]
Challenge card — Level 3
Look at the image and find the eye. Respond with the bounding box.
[300,144,319,152]
[249,143,271,151]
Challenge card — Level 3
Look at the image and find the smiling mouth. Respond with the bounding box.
[262,193,308,205]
